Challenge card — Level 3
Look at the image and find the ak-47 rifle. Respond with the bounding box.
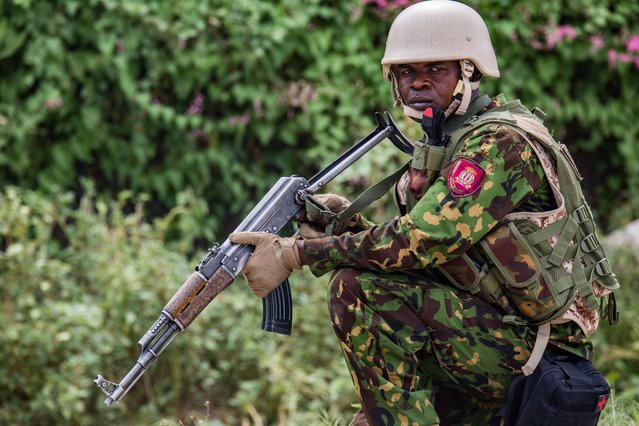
[93,112,412,406]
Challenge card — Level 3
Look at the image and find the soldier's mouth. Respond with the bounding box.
[408,97,434,111]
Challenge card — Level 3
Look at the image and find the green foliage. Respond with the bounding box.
[0,0,393,239]
[591,243,639,425]
[470,0,639,228]
[2,188,639,424]
[0,187,353,425]
[593,246,639,397]
[2,0,639,232]
[599,389,639,426]
[2,0,639,423]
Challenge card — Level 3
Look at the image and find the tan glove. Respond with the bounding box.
[300,193,369,238]
[228,232,302,298]
[306,193,351,221]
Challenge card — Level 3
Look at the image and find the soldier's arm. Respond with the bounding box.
[302,124,547,276]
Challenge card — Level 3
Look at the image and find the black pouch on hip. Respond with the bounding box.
[493,351,610,426]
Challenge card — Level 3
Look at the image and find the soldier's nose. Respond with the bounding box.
[410,75,432,90]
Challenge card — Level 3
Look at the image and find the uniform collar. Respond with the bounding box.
[443,94,493,134]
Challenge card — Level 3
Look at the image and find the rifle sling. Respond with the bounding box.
[334,161,411,226]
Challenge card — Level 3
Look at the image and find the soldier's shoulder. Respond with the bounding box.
[466,121,528,147]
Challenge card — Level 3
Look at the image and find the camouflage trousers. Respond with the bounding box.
[327,268,537,426]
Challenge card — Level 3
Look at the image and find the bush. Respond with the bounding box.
[0,0,393,238]
[2,189,639,424]
[0,186,354,425]
[2,0,639,235]
[3,0,639,422]
[593,245,639,397]
[473,0,639,229]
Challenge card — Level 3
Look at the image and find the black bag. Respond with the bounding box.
[494,352,610,426]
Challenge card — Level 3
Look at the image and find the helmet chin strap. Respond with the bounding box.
[443,60,477,117]
[403,104,424,120]
[457,60,479,115]
[389,72,425,120]
[392,60,480,120]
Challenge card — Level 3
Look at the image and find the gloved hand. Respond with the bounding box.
[307,193,351,219]
[300,193,369,238]
[229,232,302,297]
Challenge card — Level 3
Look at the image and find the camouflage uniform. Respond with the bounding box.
[302,96,592,425]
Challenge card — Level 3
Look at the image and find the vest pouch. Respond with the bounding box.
[407,143,449,205]
[479,222,562,324]
[438,254,481,294]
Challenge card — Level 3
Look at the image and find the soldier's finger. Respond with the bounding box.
[229,232,271,246]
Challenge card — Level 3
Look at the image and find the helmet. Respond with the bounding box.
[381,0,499,118]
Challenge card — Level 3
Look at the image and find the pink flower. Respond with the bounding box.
[618,53,633,64]
[228,113,250,126]
[607,49,618,65]
[44,98,63,110]
[253,99,263,117]
[590,34,604,51]
[556,25,576,40]
[626,34,639,52]
[545,25,577,49]
[186,94,204,115]
[546,33,560,49]
[531,39,543,50]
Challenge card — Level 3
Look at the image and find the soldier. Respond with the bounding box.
[230,1,617,425]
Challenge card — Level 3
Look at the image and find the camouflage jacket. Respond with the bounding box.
[303,95,554,276]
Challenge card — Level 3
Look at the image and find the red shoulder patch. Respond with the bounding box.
[447,157,486,198]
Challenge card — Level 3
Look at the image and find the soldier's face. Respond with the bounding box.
[393,61,461,113]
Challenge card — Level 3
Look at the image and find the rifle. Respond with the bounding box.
[93,112,412,406]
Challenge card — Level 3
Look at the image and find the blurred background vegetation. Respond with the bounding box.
[1,0,638,424]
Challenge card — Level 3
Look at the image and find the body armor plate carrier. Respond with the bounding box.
[426,101,620,339]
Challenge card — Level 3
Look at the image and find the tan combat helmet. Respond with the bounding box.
[382,0,500,119]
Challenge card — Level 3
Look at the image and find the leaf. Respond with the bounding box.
[0,21,27,59]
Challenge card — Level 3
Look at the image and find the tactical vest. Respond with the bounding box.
[400,99,620,340]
